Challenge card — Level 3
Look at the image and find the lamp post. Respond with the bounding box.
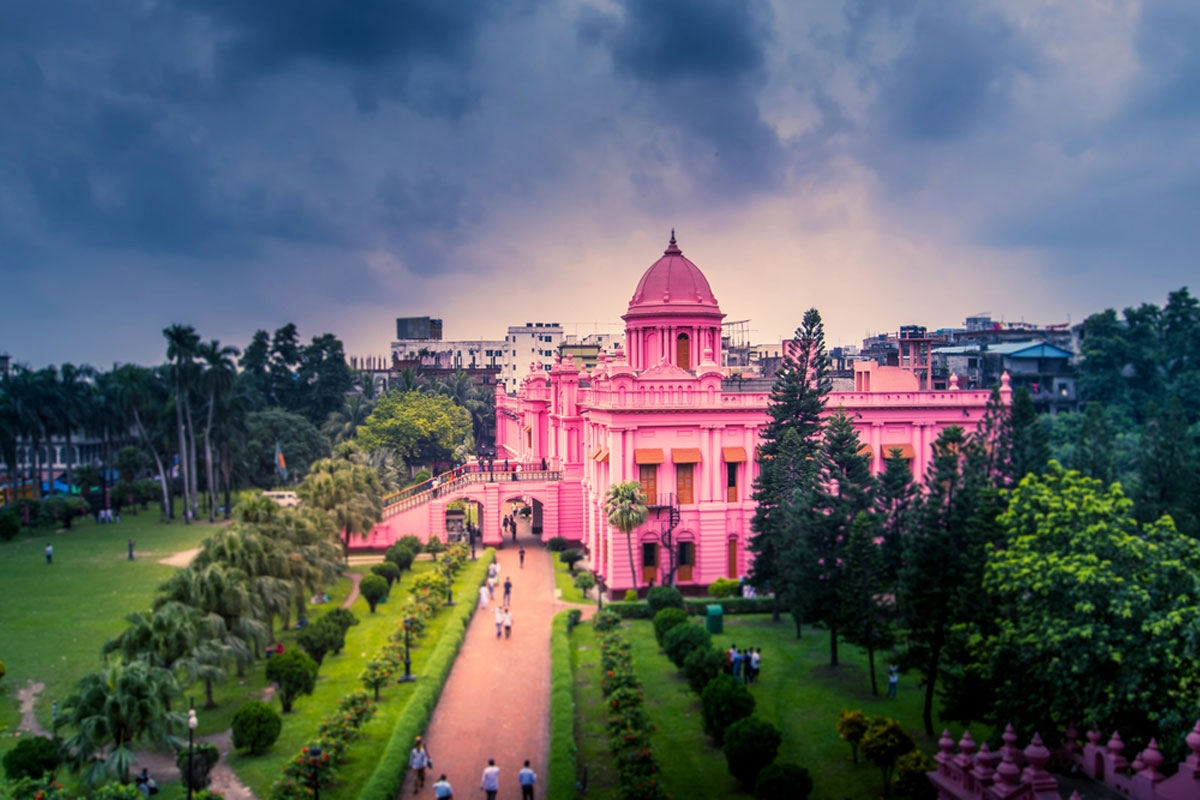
[399,618,417,682]
[442,560,456,606]
[597,576,605,611]
[309,746,322,800]
[186,697,197,800]
[470,524,477,561]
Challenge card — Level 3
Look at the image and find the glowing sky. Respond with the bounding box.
[3,0,1199,367]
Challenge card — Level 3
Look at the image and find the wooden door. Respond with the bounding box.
[677,541,693,582]
[676,464,694,505]
[727,540,738,578]
[642,542,658,585]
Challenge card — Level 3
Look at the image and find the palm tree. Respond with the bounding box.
[89,369,127,511]
[58,660,183,785]
[198,340,240,522]
[156,563,266,677]
[57,363,96,497]
[297,457,384,558]
[111,364,173,520]
[605,481,648,594]
[395,367,428,394]
[323,394,376,444]
[164,325,200,521]
[435,370,490,443]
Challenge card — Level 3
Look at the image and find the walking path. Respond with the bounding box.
[17,681,50,738]
[341,571,363,609]
[400,521,569,797]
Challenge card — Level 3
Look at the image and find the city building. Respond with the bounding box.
[359,235,1005,594]
[395,316,443,341]
[932,340,1076,413]
[500,322,563,393]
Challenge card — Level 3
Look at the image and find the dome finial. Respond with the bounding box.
[665,228,681,255]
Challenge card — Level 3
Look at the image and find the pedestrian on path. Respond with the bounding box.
[409,737,432,794]
[487,575,496,600]
[433,775,453,799]
[518,547,525,568]
[749,648,761,684]
[494,606,504,638]
[478,584,490,610]
[503,577,512,605]
[518,760,537,800]
[481,759,500,800]
[128,539,135,561]
[503,608,513,639]
[45,543,52,565]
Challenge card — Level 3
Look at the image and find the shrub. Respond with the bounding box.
[424,535,445,559]
[232,702,283,754]
[662,622,711,668]
[266,650,318,713]
[724,717,782,786]
[546,536,568,552]
[384,544,415,572]
[371,561,402,588]
[549,611,576,800]
[754,762,813,800]
[573,571,596,596]
[396,534,423,555]
[322,608,360,640]
[860,716,916,793]
[895,749,937,799]
[360,574,389,613]
[701,674,755,742]
[0,659,5,681]
[412,468,431,484]
[567,608,583,630]
[0,509,19,541]
[592,608,622,633]
[3,735,60,779]
[559,548,585,572]
[646,585,684,617]
[623,590,638,602]
[683,646,726,694]
[708,577,741,598]
[93,783,143,800]
[652,608,689,646]
[175,742,220,790]
[297,618,344,666]
[836,709,871,763]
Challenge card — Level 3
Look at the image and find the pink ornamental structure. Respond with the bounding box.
[360,234,1006,592]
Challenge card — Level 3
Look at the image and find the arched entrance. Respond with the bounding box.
[446,498,484,552]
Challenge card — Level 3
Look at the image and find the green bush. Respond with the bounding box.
[573,571,596,596]
[297,617,344,666]
[683,646,726,694]
[646,585,684,617]
[708,577,741,598]
[549,611,576,800]
[663,622,711,668]
[231,701,283,754]
[412,469,432,484]
[701,674,755,742]
[605,601,650,619]
[559,548,584,572]
[371,561,402,587]
[724,717,782,786]
[424,535,445,559]
[385,544,416,572]
[397,535,423,555]
[592,608,622,633]
[567,608,582,630]
[360,574,389,613]
[0,509,19,541]
[0,659,6,682]
[546,536,568,552]
[623,590,638,602]
[322,608,360,639]
[93,783,142,800]
[652,607,689,646]
[684,597,776,615]
[754,762,812,799]
[861,716,916,794]
[175,742,220,790]
[836,709,870,763]
[265,649,318,713]
[2,736,60,779]
[895,750,937,799]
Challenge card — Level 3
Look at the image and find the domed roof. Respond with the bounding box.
[626,232,721,316]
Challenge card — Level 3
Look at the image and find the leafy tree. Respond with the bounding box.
[110,364,173,520]
[1076,308,1130,409]
[700,674,755,742]
[895,751,937,800]
[231,701,282,754]
[321,608,360,645]
[860,716,915,794]
[371,561,401,588]
[3,736,60,779]
[265,650,318,713]
[244,409,329,488]
[835,709,870,764]
[1135,398,1200,537]
[359,574,389,613]
[604,481,648,592]
[1073,401,1115,483]
[164,324,201,521]
[1006,387,1049,484]
[837,513,893,695]
[573,570,595,597]
[175,742,219,790]
[423,534,445,560]
[296,618,343,667]
[323,394,376,445]
[384,544,416,572]
[723,717,781,786]
[559,548,585,573]
[355,391,471,472]
[396,535,423,555]
[956,463,1200,756]
[0,508,20,541]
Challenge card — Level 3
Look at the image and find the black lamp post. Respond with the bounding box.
[186,697,197,800]
[399,618,417,682]
[597,576,605,611]
[442,560,456,606]
[309,746,322,800]
[470,525,477,561]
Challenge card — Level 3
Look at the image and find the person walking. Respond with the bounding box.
[731,646,744,681]
[518,547,525,568]
[494,606,504,638]
[128,539,135,561]
[45,543,53,565]
[480,759,501,800]
[749,648,761,684]
[478,583,490,610]
[409,737,432,794]
[487,574,496,600]
[887,664,899,698]
[517,760,537,800]
[503,608,513,639]
[432,774,453,799]
[503,577,512,605]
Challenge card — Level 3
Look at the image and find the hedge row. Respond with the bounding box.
[269,691,378,800]
[597,625,668,800]
[602,597,777,619]
[547,611,576,800]
[355,549,494,800]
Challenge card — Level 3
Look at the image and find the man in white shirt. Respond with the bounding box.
[480,759,500,800]
[518,760,537,800]
[432,774,453,799]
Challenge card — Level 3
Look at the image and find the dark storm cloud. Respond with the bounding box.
[1133,0,1200,119]
[375,171,483,273]
[580,0,785,198]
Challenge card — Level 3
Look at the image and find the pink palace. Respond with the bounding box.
[360,235,1008,593]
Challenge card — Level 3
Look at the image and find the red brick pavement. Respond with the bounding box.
[403,528,563,799]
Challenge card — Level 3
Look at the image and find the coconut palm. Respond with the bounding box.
[198,339,240,522]
[605,481,649,593]
[164,324,200,521]
[55,363,96,496]
[323,394,376,444]
[156,563,266,676]
[298,456,384,557]
[395,367,428,394]
[58,660,183,785]
[110,364,173,520]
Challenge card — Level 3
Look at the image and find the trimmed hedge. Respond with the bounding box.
[547,611,576,800]
[652,608,689,646]
[603,597,777,619]
[355,549,494,800]
[662,623,711,668]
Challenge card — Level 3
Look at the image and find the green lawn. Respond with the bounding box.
[590,617,985,800]
[551,556,592,604]
[569,623,619,797]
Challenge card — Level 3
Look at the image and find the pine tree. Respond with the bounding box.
[1135,398,1200,537]
[1007,387,1049,485]
[837,512,893,695]
[876,448,915,583]
[1074,401,1115,484]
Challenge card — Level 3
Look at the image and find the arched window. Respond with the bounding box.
[676,332,691,370]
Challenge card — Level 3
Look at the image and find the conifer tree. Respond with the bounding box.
[1007,386,1049,485]
[876,448,915,583]
[837,512,893,695]
[1135,398,1200,537]
[1074,401,1115,484]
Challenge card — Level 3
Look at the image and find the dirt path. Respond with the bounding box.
[399,519,574,797]
[341,571,363,609]
[158,547,201,568]
[17,681,51,738]
[131,728,255,800]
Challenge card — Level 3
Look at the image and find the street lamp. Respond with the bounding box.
[309,746,322,800]
[597,576,605,611]
[186,697,198,800]
[398,618,417,682]
[470,524,477,561]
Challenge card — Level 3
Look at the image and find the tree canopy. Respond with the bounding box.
[355,390,471,471]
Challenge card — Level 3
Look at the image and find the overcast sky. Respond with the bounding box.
[3,0,1198,368]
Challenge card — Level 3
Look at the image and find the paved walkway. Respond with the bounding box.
[401,524,562,798]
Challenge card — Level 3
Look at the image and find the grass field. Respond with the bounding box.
[568,622,619,797]
[551,556,592,604]
[577,616,985,800]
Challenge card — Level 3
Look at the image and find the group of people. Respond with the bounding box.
[96,507,120,524]
[409,739,538,800]
[480,562,516,639]
[725,644,762,684]
[502,513,521,542]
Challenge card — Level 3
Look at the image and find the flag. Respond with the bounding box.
[275,440,288,481]
[171,454,180,479]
